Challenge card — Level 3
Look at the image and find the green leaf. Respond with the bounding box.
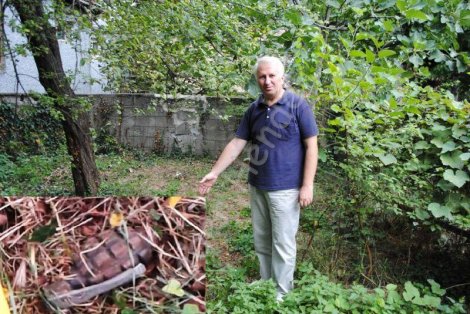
[319,148,327,162]
[162,279,185,297]
[339,36,351,49]
[285,9,302,25]
[409,54,423,67]
[422,295,441,307]
[440,151,464,169]
[331,104,341,112]
[376,297,386,308]
[419,67,431,77]
[350,50,366,58]
[414,141,431,150]
[460,10,470,27]
[460,153,470,161]
[405,9,428,21]
[323,303,337,312]
[356,32,370,41]
[378,49,396,58]
[441,141,457,153]
[335,296,349,309]
[246,76,260,97]
[371,36,384,49]
[437,179,455,191]
[403,281,420,301]
[328,118,342,126]
[387,290,402,304]
[390,90,405,98]
[326,0,341,9]
[443,169,470,188]
[328,62,339,73]
[182,304,201,314]
[430,50,447,62]
[383,20,394,32]
[452,125,467,139]
[396,0,407,12]
[431,138,444,148]
[405,105,420,115]
[366,49,375,63]
[378,153,397,165]
[432,123,446,131]
[30,220,57,242]
[428,203,452,219]
[415,208,430,220]
[456,59,466,73]
[427,279,445,296]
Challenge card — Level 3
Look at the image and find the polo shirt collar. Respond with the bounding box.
[256,89,290,107]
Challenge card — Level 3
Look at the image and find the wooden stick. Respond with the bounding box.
[44,263,146,309]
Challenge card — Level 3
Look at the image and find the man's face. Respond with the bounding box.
[256,62,284,100]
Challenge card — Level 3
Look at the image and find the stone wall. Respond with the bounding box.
[90,94,249,156]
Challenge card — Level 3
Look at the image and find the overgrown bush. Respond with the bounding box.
[280,264,466,314]
[207,261,466,313]
[0,101,64,156]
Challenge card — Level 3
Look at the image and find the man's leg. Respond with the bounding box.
[267,189,300,299]
[250,185,272,280]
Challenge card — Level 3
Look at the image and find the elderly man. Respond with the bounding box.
[199,56,318,300]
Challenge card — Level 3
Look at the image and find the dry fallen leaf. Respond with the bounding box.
[167,196,182,208]
[0,283,10,314]
[0,213,7,226]
[81,224,98,236]
[109,210,124,228]
[13,260,27,289]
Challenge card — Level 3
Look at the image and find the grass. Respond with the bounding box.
[0,152,74,195]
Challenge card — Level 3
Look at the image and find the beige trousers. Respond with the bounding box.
[250,185,300,299]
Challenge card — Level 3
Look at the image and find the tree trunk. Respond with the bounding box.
[10,0,99,195]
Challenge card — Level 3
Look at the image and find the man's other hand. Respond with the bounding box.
[299,184,313,208]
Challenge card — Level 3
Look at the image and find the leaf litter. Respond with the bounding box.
[0,196,206,313]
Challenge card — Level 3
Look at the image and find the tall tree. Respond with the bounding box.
[8,0,99,195]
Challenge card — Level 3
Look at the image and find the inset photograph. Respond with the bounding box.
[0,196,205,313]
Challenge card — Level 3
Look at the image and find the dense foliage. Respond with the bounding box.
[276,0,470,233]
[208,261,466,313]
[0,101,64,156]
[94,1,261,95]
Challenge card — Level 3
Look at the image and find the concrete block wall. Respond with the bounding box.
[91,94,248,156]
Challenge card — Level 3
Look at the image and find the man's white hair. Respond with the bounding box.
[253,56,285,76]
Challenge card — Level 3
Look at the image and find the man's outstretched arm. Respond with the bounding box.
[198,137,247,195]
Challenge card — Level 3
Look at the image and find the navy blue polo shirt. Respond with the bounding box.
[235,90,318,191]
